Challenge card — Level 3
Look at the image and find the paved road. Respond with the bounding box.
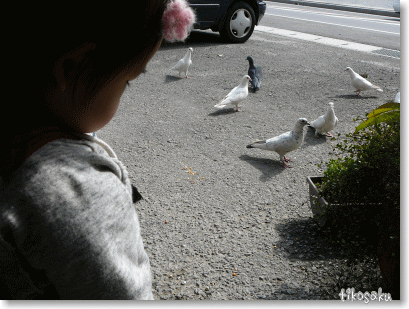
[304,0,396,10]
[261,1,400,51]
[97,22,400,299]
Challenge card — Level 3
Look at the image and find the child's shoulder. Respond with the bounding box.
[27,137,121,174]
[8,138,132,208]
[20,138,107,178]
[0,137,135,234]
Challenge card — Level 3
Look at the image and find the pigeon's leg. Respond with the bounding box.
[185,70,190,79]
[279,155,292,168]
[326,132,333,138]
[355,90,361,96]
[281,160,292,168]
[235,105,242,112]
[283,156,292,162]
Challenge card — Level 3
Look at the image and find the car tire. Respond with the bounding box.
[220,2,256,43]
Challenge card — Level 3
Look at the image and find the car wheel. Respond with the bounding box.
[220,2,256,43]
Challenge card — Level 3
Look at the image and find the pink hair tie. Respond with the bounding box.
[162,0,196,42]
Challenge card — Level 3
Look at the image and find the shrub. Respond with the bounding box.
[318,106,400,258]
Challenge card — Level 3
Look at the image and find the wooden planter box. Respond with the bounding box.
[306,176,380,230]
[306,176,329,228]
[307,176,399,298]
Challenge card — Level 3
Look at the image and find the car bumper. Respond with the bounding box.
[257,1,267,24]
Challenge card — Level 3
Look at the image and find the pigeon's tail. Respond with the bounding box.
[370,84,383,92]
[247,140,267,150]
[214,103,226,109]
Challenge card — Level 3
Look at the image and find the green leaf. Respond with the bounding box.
[367,103,400,119]
[355,111,400,133]
[367,107,395,118]
[377,102,400,110]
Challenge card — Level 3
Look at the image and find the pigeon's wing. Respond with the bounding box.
[172,59,185,71]
[255,66,262,81]
[264,136,279,151]
[229,87,248,102]
[250,66,262,89]
[310,115,325,130]
[334,116,338,128]
[353,75,375,90]
[215,86,239,107]
[269,131,301,155]
[218,87,248,106]
[224,86,239,99]
[265,132,289,151]
[252,78,260,90]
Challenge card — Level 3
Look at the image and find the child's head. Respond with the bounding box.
[44,39,163,133]
[7,0,195,132]
[3,0,195,175]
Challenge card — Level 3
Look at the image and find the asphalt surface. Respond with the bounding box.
[263,1,400,51]
[98,29,400,300]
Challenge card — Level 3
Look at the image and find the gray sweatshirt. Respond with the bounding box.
[0,136,153,299]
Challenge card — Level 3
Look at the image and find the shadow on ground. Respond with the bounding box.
[160,30,228,51]
[208,108,238,116]
[271,216,385,300]
[164,74,183,83]
[260,285,332,300]
[275,217,335,262]
[239,154,284,181]
[334,94,379,100]
[303,127,330,147]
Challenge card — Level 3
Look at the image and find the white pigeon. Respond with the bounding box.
[246,118,310,168]
[214,75,251,112]
[172,47,193,78]
[309,102,338,138]
[344,67,383,95]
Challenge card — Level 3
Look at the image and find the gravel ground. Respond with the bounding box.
[98,30,400,300]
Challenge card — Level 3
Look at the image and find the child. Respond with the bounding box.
[0,0,195,299]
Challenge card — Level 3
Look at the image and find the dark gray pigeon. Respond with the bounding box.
[246,56,262,92]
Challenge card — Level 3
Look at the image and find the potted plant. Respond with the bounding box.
[306,102,400,298]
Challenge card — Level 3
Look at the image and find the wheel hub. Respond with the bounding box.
[230,9,252,38]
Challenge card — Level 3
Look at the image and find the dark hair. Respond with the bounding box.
[2,0,168,177]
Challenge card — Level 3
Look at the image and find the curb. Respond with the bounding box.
[267,0,400,17]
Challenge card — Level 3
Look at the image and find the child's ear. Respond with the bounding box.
[52,42,96,88]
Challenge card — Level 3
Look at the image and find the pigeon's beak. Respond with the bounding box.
[249,78,252,81]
